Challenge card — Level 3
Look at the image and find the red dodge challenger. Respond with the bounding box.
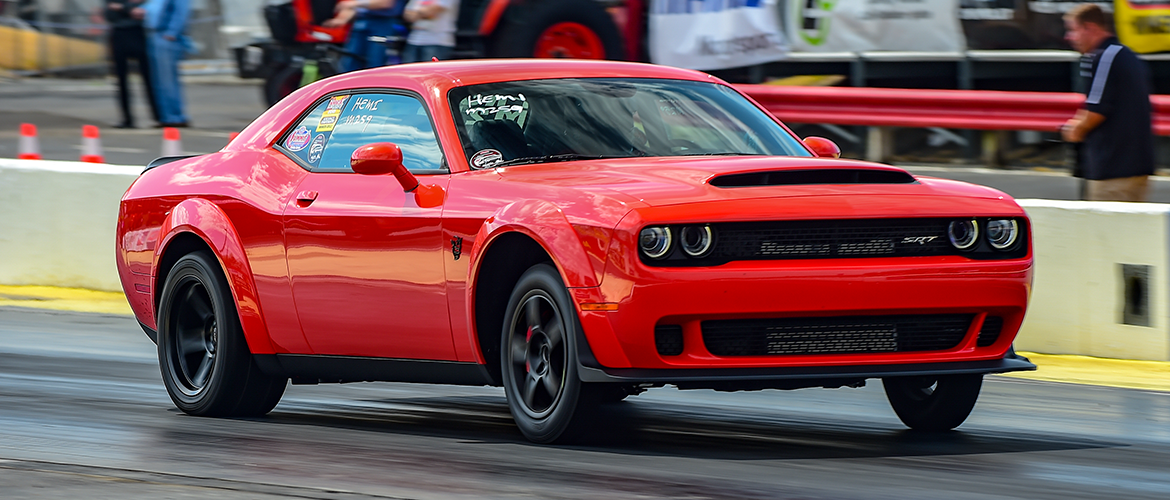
[116,60,1034,443]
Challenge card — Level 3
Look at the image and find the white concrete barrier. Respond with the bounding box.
[1,159,1168,361]
[0,159,142,292]
[1016,200,1170,361]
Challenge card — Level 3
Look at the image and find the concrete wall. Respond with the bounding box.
[0,159,141,292]
[1016,200,1170,361]
[2,159,1169,360]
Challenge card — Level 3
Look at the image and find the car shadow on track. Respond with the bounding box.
[240,393,1120,461]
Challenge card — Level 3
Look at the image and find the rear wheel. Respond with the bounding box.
[501,263,599,443]
[490,0,625,60]
[882,374,983,431]
[157,251,287,417]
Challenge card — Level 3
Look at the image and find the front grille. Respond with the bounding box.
[702,314,974,356]
[655,325,684,356]
[713,219,952,260]
[977,316,1004,347]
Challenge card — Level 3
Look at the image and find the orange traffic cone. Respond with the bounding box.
[79,125,104,163]
[18,123,41,160]
[162,127,182,156]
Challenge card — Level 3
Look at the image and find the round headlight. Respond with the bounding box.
[948,219,979,250]
[986,219,1019,250]
[680,225,714,258]
[639,226,672,259]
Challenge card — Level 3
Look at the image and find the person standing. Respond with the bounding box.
[106,0,159,128]
[400,0,458,63]
[1061,3,1155,202]
[324,0,408,71]
[141,0,191,127]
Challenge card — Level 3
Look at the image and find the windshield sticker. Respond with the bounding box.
[469,149,503,169]
[326,95,349,112]
[307,134,326,164]
[460,93,529,127]
[317,111,340,132]
[285,126,311,151]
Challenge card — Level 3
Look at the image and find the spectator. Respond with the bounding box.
[106,0,159,129]
[400,0,458,63]
[324,0,408,71]
[1061,3,1155,202]
[141,0,191,128]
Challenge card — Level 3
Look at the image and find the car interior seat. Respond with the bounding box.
[469,119,529,160]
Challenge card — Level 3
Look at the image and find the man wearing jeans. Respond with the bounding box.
[142,0,191,127]
[401,0,458,63]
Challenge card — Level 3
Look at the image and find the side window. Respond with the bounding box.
[279,96,336,168]
[279,93,445,173]
[318,93,444,173]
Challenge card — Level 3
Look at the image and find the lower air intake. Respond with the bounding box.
[702,314,973,356]
[655,325,684,356]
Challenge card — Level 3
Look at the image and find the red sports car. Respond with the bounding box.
[116,60,1034,443]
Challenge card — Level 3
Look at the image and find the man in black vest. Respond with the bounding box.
[1061,3,1155,202]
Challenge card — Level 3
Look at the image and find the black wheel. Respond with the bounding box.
[490,0,625,60]
[157,251,287,417]
[501,263,598,443]
[263,63,301,106]
[882,374,983,431]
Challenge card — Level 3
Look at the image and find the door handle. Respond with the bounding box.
[295,190,318,207]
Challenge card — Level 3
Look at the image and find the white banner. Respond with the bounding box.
[649,0,789,71]
[789,0,966,52]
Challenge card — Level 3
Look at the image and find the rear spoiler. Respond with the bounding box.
[143,154,199,173]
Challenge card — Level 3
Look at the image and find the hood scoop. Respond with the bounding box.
[710,169,916,188]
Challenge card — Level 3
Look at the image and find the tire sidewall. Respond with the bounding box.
[157,252,238,415]
[501,263,586,443]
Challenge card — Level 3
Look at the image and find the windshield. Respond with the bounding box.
[447,78,811,169]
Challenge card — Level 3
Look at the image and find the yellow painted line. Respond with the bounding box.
[1000,351,1170,392]
[0,285,133,316]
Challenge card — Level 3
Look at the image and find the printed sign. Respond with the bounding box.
[470,149,504,169]
[789,0,966,52]
[1116,0,1170,53]
[649,0,788,70]
[285,126,311,151]
[307,134,326,164]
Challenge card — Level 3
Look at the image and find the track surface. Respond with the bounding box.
[2,306,1170,499]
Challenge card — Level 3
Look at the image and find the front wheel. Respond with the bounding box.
[882,374,983,431]
[489,0,625,60]
[501,263,598,443]
[157,251,287,417]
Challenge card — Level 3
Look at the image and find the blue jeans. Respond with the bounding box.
[147,32,187,124]
[341,17,405,71]
[401,44,452,64]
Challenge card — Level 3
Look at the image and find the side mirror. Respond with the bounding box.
[803,136,841,158]
[351,142,419,192]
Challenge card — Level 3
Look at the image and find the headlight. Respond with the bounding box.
[680,225,714,258]
[986,219,1019,250]
[639,226,672,259]
[948,219,978,250]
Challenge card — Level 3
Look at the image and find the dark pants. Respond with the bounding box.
[111,26,159,126]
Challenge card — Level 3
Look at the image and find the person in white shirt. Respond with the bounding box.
[401,0,458,63]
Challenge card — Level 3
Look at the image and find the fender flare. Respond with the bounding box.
[154,198,275,355]
[467,199,600,291]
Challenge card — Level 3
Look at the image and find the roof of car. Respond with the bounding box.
[338,59,722,88]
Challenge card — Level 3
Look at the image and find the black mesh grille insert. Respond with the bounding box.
[977,316,1004,347]
[712,219,952,260]
[655,325,684,356]
[702,314,974,356]
[710,169,916,187]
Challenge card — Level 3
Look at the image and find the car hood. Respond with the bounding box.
[493,156,1012,208]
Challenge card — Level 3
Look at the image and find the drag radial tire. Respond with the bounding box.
[157,251,287,417]
[501,263,600,443]
[882,374,983,431]
[489,0,625,60]
[263,63,300,106]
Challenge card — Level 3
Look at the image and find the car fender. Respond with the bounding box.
[154,198,275,355]
[468,199,600,290]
